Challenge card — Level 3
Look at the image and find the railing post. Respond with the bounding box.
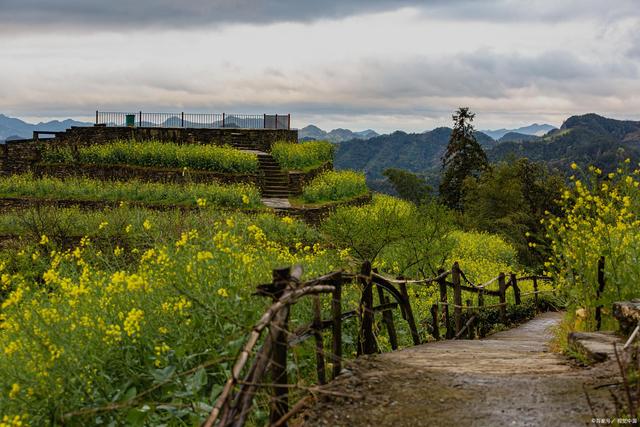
[269,267,291,426]
[275,114,278,130]
[312,295,326,385]
[466,299,475,340]
[95,110,99,125]
[288,113,291,130]
[498,273,507,324]
[139,111,142,127]
[357,261,378,356]
[511,273,521,305]
[430,304,440,340]
[596,256,606,330]
[398,276,420,345]
[222,113,226,128]
[477,290,485,338]
[331,272,342,379]
[452,262,462,335]
[437,268,453,339]
[181,112,184,128]
[533,277,539,313]
[376,285,398,350]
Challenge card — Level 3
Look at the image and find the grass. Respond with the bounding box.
[301,170,368,203]
[42,140,259,174]
[0,173,263,208]
[270,140,333,171]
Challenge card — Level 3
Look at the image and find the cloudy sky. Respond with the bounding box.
[2,0,640,132]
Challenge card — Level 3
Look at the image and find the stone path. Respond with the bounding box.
[261,197,291,209]
[304,312,619,427]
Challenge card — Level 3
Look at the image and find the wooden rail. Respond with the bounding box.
[205,262,552,426]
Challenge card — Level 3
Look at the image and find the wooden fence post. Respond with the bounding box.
[358,261,378,356]
[430,304,440,340]
[452,262,462,335]
[438,268,453,339]
[498,273,507,324]
[398,276,421,345]
[466,299,475,340]
[331,272,342,379]
[312,295,326,385]
[269,267,291,425]
[376,285,398,350]
[596,256,605,331]
[533,277,539,313]
[511,273,521,305]
[477,290,485,338]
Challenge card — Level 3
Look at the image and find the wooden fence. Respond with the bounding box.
[203,261,552,427]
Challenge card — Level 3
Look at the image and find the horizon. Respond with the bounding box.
[2,1,639,133]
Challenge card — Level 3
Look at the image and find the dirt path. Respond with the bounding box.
[303,312,619,427]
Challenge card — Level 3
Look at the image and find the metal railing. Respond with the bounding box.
[95,111,291,130]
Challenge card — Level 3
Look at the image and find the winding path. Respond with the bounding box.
[304,312,617,427]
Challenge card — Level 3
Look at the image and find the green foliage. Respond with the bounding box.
[301,170,368,203]
[382,168,432,205]
[42,140,259,174]
[462,158,564,266]
[545,161,640,330]
[0,173,262,208]
[271,140,333,171]
[0,212,337,425]
[440,108,489,210]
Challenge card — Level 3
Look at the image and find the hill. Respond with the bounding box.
[489,113,640,171]
[299,124,379,142]
[0,114,90,141]
[482,123,556,140]
[498,132,541,143]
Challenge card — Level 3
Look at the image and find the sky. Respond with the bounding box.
[2,0,640,133]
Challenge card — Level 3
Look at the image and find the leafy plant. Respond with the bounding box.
[271,140,333,171]
[301,170,367,203]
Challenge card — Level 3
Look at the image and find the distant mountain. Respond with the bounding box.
[498,132,541,143]
[334,128,495,192]
[0,114,91,141]
[489,114,640,172]
[299,125,379,143]
[482,123,556,140]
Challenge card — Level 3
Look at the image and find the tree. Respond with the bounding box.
[439,107,488,210]
[383,168,432,205]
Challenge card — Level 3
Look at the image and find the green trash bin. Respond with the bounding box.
[125,114,136,127]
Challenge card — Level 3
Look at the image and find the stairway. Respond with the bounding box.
[229,132,256,151]
[258,153,290,199]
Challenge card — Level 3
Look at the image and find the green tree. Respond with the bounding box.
[383,168,432,205]
[462,158,564,266]
[439,107,488,210]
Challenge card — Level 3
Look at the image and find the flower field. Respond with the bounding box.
[0,174,262,209]
[42,140,259,174]
[270,140,333,171]
[301,170,368,203]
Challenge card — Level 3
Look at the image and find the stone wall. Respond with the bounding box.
[282,193,372,226]
[288,162,333,195]
[1,125,298,175]
[33,163,260,187]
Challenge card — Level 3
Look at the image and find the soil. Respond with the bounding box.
[302,312,621,427]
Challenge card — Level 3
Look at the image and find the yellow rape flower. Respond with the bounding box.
[39,234,49,245]
[9,383,20,399]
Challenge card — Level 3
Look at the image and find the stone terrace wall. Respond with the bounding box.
[288,162,333,196]
[1,126,298,175]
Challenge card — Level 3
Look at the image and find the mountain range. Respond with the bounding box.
[0,114,91,141]
[481,123,557,140]
[299,125,379,143]
[334,113,640,192]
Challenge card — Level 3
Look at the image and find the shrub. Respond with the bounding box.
[271,140,333,171]
[0,173,262,208]
[42,140,259,174]
[302,170,367,203]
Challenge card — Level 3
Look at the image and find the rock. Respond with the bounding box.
[613,301,640,335]
[568,331,622,363]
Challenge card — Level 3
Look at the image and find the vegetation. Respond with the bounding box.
[0,173,262,208]
[301,170,368,203]
[462,158,564,265]
[271,140,333,171]
[42,140,259,174]
[440,107,489,210]
[382,168,432,205]
[545,160,640,330]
